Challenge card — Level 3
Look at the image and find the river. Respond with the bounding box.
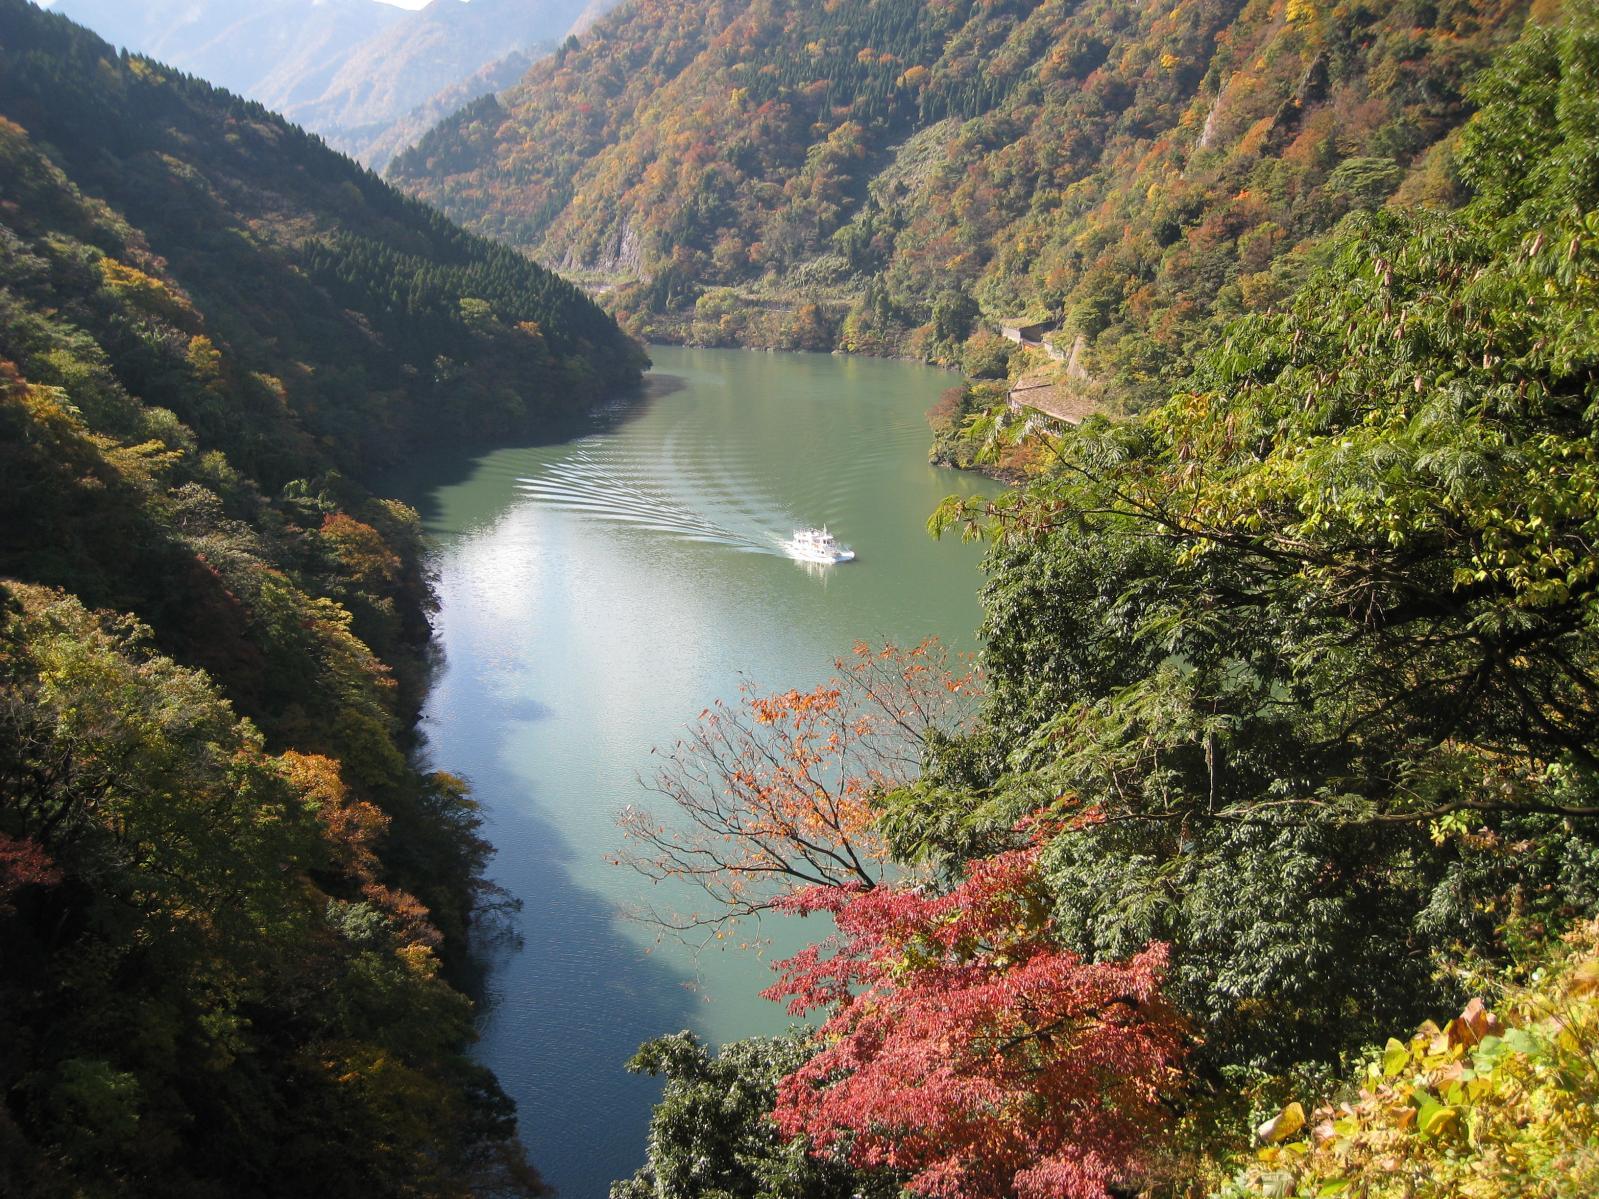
[388,346,989,1197]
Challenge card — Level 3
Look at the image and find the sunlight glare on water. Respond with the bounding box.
[388,346,988,1198]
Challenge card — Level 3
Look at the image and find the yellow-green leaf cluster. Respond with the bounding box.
[1240,923,1599,1198]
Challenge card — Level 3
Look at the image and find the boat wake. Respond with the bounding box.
[515,449,787,555]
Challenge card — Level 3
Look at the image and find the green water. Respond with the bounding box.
[390,346,988,1197]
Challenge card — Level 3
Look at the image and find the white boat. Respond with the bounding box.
[782,526,855,565]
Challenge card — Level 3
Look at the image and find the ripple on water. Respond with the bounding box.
[395,346,988,1198]
[510,424,827,558]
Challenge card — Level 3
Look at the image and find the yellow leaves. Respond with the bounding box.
[97,257,197,327]
[251,372,287,405]
[395,943,439,979]
[1243,923,1599,1196]
[320,513,403,588]
[1257,1101,1306,1144]
[1414,1094,1458,1138]
[186,334,223,382]
[280,750,348,810]
[1426,1023,1453,1058]
[126,56,164,83]
[1382,1037,1410,1078]
[103,437,185,489]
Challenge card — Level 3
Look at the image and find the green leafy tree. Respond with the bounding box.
[0,584,545,1197]
[904,7,1599,1074]
[611,1032,899,1199]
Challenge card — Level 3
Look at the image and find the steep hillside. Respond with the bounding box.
[0,1,640,1191]
[393,0,1531,407]
[48,0,623,168]
[3,0,644,480]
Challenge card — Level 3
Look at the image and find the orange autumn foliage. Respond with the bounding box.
[616,639,977,936]
[279,750,440,949]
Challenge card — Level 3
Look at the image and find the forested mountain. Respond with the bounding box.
[393,0,1531,402]
[48,0,622,169]
[5,0,644,474]
[0,0,642,1191]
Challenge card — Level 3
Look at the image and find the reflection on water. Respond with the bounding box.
[390,347,988,1198]
[423,700,699,1189]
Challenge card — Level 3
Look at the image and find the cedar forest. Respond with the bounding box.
[3,0,1599,1198]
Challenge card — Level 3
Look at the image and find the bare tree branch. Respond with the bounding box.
[613,639,979,939]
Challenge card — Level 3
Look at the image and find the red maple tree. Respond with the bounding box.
[763,847,1183,1199]
[0,831,60,914]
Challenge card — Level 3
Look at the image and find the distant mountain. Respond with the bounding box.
[358,45,542,174]
[268,0,613,168]
[48,0,623,168]
[47,0,404,113]
[390,0,1531,405]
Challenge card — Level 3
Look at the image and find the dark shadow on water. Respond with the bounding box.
[377,372,683,532]
[416,630,698,1199]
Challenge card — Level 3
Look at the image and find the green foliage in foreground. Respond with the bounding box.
[614,14,1599,1195]
[611,1032,898,1199]
[0,587,541,1197]
[1232,922,1599,1198]
[620,17,1599,1197]
[901,9,1599,1086]
[583,12,1599,1199]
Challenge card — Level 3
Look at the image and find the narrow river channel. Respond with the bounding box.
[388,346,989,1197]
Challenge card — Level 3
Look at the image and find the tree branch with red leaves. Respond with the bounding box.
[614,639,977,938]
[763,846,1184,1199]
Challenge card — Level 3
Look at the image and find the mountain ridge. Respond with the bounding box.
[5,0,645,477]
[392,0,1531,411]
[49,0,622,168]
